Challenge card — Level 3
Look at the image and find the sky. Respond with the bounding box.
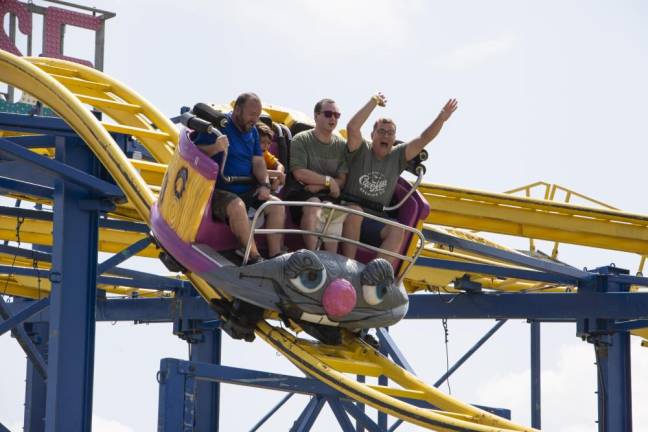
[2,0,648,430]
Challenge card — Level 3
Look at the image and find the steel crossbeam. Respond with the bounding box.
[0,136,124,199]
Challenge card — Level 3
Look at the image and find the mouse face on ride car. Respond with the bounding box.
[199,249,409,329]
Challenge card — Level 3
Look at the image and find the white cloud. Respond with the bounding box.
[432,34,516,70]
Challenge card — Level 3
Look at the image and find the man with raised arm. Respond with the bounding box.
[285,98,348,252]
[341,93,458,267]
[193,92,284,263]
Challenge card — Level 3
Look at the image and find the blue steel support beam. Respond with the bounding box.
[157,358,195,432]
[530,321,541,429]
[356,375,366,432]
[594,333,632,432]
[290,397,325,432]
[327,398,355,432]
[6,290,647,325]
[45,136,100,431]
[0,112,78,136]
[0,296,47,378]
[249,394,295,432]
[0,265,182,291]
[0,206,149,234]
[378,336,389,429]
[578,267,634,432]
[0,243,187,291]
[0,137,124,200]
[97,237,153,275]
[6,134,57,148]
[406,292,648,320]
[423,228,591,281]
[189,327,222,432]
[434,320,507,388]
[376,328,415,374]
[0,297,49,337]
[0,176,53,199]
[0,265,181,290]
[341,401,384,432]
[0,244,51,263]
[23,321,49,432]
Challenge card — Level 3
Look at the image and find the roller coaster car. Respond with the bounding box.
[150,106,429,343]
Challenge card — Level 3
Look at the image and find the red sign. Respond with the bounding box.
[1,0,102,67]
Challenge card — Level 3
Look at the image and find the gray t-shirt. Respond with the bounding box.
[344,139,408,207]
[289,129,348,177]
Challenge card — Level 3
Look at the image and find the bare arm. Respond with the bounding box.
[346,93,387,153]
[196,135,228,157]
[252,155,272,199]
[404,99,458,161]
[252,155,270,184]
[293,168,327,187]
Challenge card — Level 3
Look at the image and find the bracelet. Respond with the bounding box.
[260,182,271,189]
[371,95,384,106]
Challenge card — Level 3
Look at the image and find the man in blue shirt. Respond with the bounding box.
[193,92,284,263]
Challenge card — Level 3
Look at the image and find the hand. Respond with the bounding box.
[439,99,458,122]
[271,172,286,191]
[257,185,271,200]
[328,179,340,199]
[215,135,229,153]
[305,184,325,193]
[372,92,387,107]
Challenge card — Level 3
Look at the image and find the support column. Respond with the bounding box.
[578,266,633,432]
[45,137,100,431]
[530,321,541,429]
[190,327,222,432]
[157,358,197,431]
[594,332,632,432]
[24,321,49,432]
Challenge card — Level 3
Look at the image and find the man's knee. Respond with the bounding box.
[345,213,363,227]
[302,198,321,219]
[265,196,284,217]
[226,198,247,219]
[383,225,404,242]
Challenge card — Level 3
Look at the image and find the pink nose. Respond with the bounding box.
[322,278,357,318]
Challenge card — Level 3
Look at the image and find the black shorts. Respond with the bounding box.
[284,188,338,223]
[359,217,386,247]
[211,188,264,222]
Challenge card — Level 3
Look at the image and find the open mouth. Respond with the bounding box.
[380,141,389,148]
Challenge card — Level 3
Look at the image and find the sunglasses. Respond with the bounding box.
[375,128,396,137]
[320,110,341,119]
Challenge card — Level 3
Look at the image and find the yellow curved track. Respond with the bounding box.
[0,50,536,431]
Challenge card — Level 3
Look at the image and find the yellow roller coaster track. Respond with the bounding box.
[0,50,536,431]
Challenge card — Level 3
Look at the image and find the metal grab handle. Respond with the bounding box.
[243,200,426,284]
[383,167,425,212]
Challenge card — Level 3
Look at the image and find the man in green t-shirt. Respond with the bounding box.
[341,93,458,267]
[286,98,348,251]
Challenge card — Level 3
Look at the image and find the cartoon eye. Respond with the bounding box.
[362,282,389,306]
[290,268,327,293]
